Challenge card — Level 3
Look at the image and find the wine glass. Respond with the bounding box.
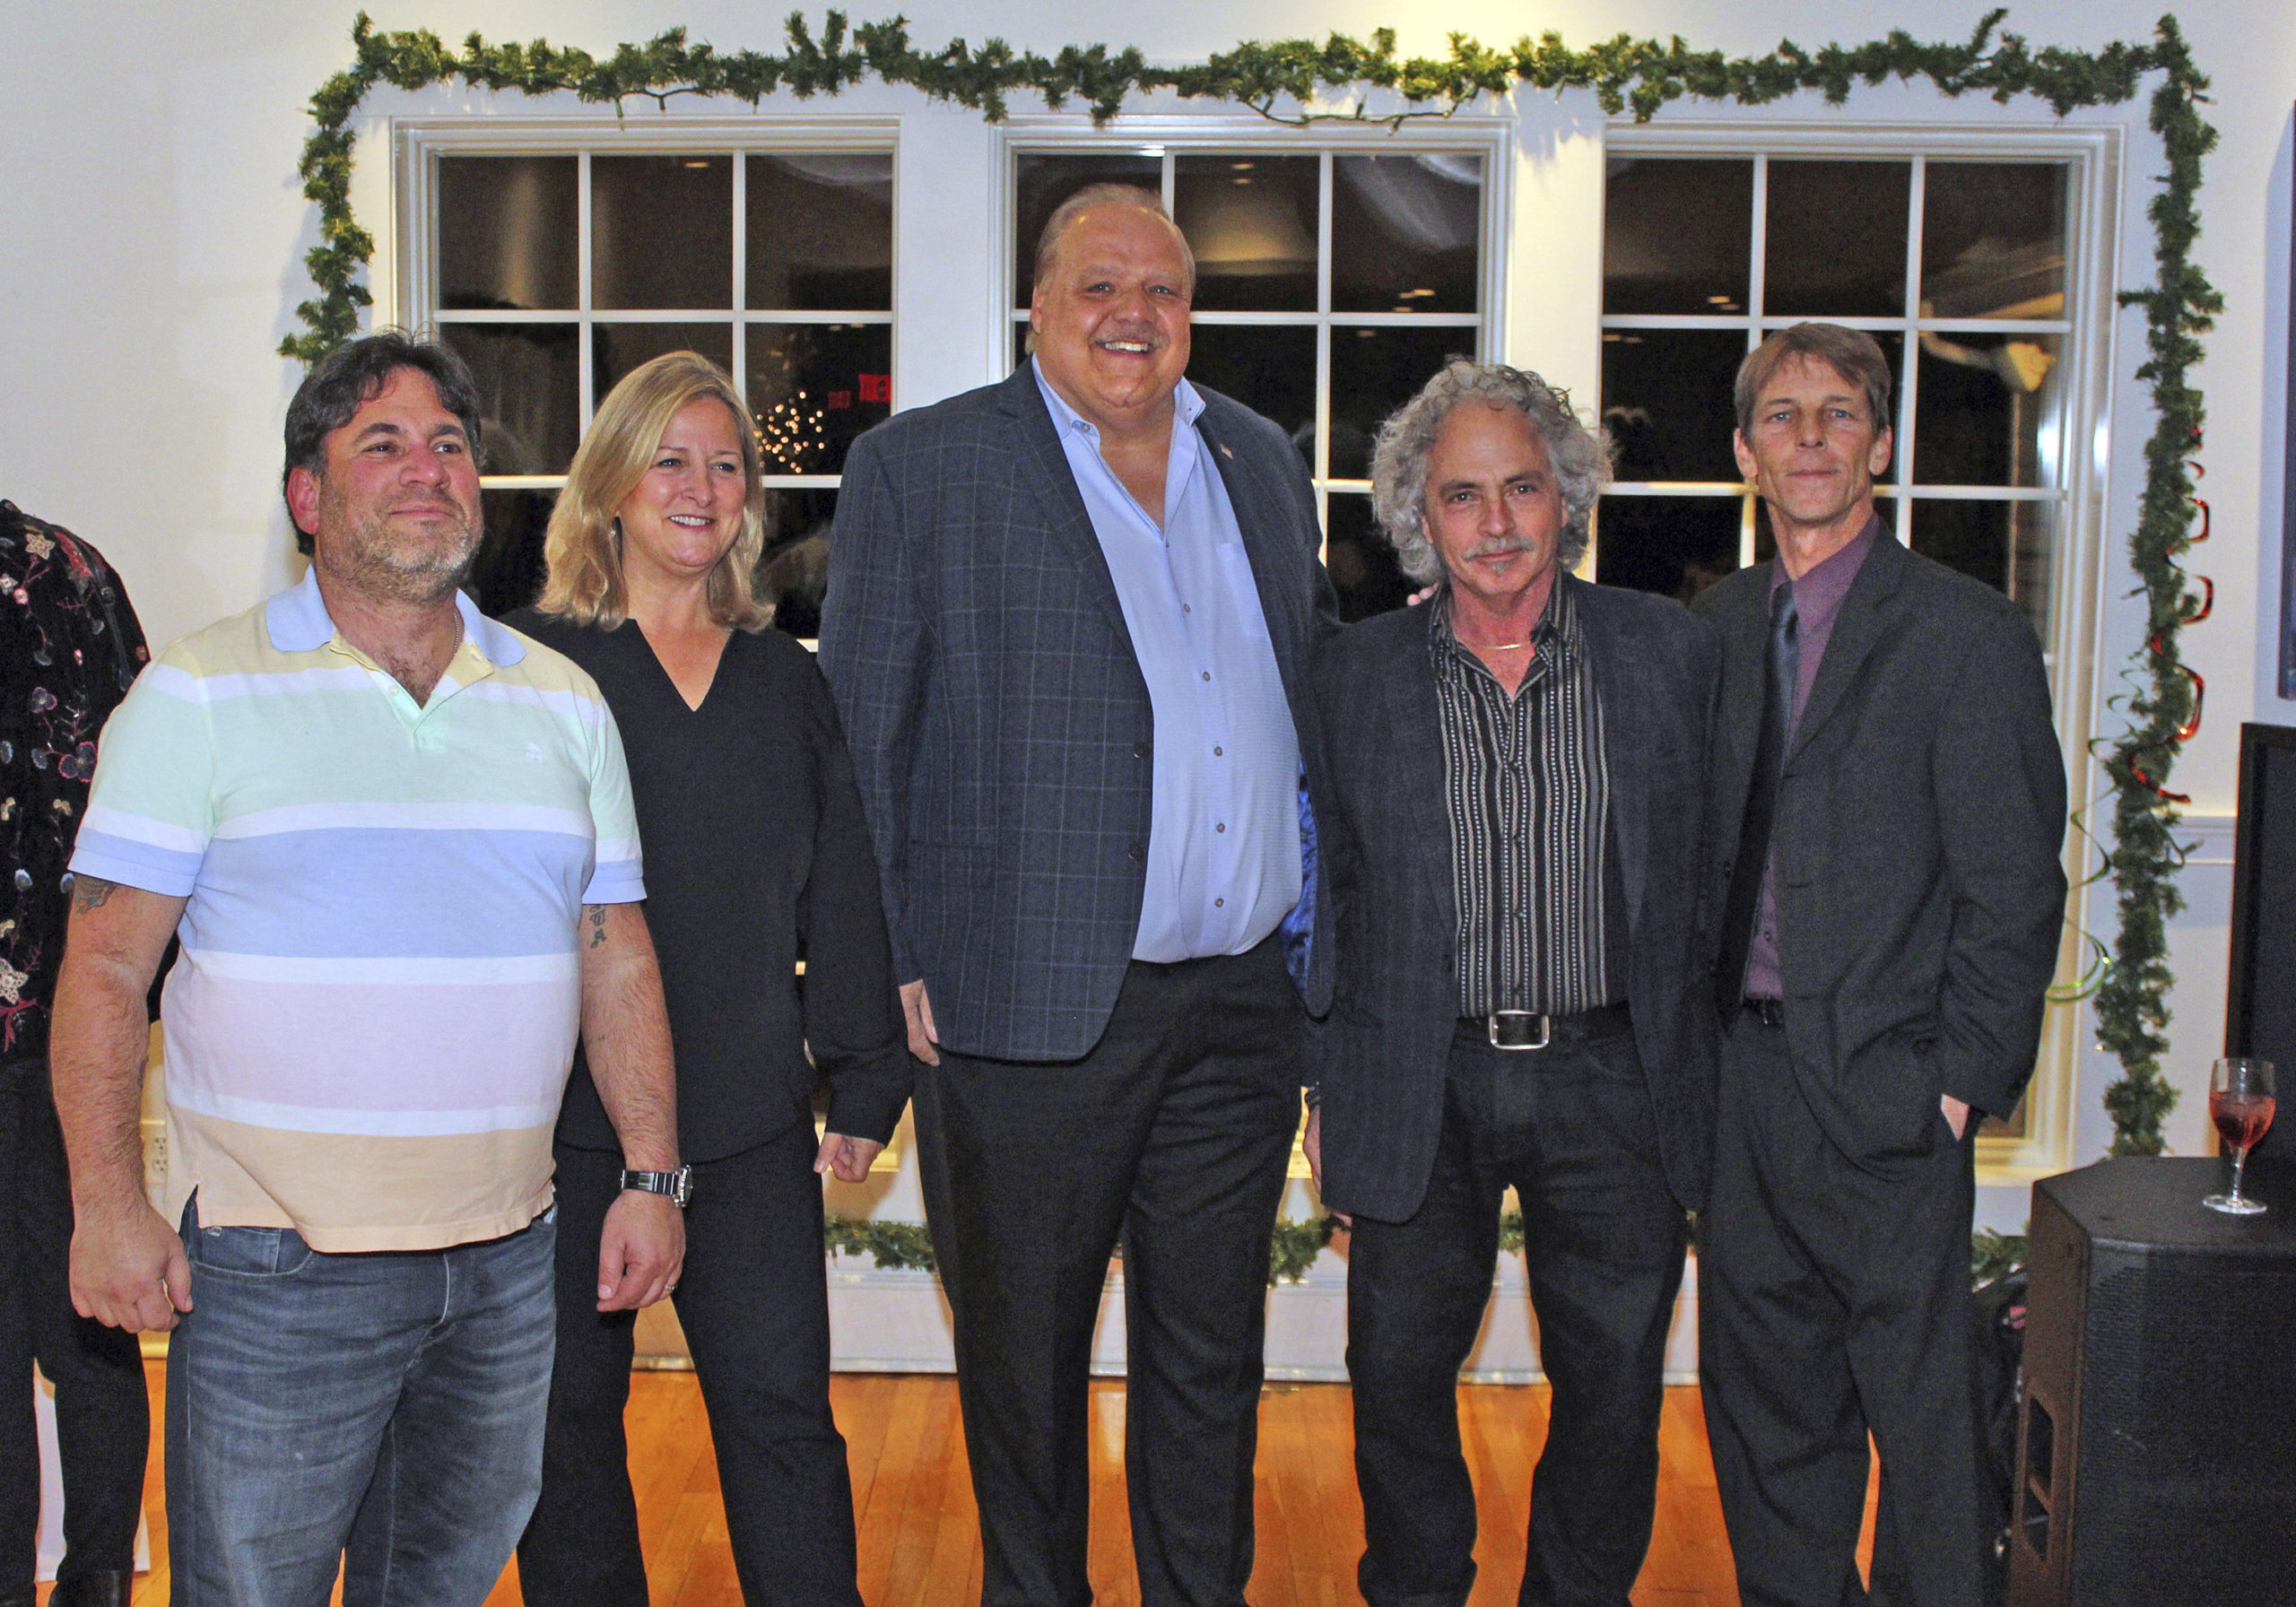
[2204,1057,2275,1216]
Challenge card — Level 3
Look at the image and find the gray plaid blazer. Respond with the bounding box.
[819,365,1339,1063]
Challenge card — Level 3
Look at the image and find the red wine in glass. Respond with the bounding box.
[2205,1058,2275,1216]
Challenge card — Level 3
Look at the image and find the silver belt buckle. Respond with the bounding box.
[1487,1011,1551,1052]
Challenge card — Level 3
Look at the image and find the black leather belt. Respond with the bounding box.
[1465,1002,1633,1052]
[1740,997,1787,1029]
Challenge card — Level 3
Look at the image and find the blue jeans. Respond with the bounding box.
[165,1200,556,1607]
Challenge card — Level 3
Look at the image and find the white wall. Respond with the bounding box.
[6,1,2293,1237]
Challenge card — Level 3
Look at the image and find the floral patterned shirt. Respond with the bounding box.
[0,499,149,1073]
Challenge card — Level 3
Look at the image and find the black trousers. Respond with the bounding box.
[917,936,1301,1607]
[1699,1012,1981,1607]
[517,1125,860,1607]
[0,1065,147,1594]
[1346,1018,1686,1607]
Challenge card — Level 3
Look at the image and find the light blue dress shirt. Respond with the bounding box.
[1031,359,1303,962]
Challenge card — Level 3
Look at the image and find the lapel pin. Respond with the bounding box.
[1219,444,1234,459]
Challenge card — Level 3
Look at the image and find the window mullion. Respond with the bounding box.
[577,151,595,430]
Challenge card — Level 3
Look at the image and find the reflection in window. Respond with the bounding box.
[1176,155,1318,313]
[424,143,893,638]
[1325,494,1413,622]
[1598,147,2074,636]
[1332,154,1482,313]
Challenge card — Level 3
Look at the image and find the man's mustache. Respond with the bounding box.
[1464,535,1534,561]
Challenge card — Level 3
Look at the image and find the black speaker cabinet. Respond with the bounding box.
[2010,1158,2296,1606]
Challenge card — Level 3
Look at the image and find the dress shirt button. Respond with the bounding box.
[1201,671,1212,682]
[1216,822,1226,833]
[1127,842,1144,862]
[1215,898,1225,908]
[1213,746,1222,757]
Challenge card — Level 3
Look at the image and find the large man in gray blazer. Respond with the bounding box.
[1307,361,1718,1607]
[1695,323,2066,1607]
[819,186,1335,1607]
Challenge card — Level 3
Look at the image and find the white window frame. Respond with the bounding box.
[989,114,1515,553]
[1599,118,2126,1182]
[392,116,901,504]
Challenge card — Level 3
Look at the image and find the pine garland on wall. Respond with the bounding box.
[284,9,2216,1157]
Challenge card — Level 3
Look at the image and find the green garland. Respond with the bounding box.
[289,11,2214,1156]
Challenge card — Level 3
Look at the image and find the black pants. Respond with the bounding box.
[1346,1018,1686,1607]
[1699,1012,1981,1607]
[517,1125,859,1607]
[0,1065,147,1594]
[918,936,1302,1607]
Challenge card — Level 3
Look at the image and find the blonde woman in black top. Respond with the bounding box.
[509,351,909,1607]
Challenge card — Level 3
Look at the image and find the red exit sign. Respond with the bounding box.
[858,373,891,404]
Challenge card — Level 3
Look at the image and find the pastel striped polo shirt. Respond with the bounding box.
[71,569,644,1252]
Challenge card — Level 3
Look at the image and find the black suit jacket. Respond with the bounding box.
[819,364,1338,1063]
[1694,531,2068,1168]
[1312,576,1722,1222]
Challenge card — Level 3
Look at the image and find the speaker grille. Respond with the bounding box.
[2073,1255,2296,1603]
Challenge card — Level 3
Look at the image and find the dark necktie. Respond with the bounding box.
[1715,579,1799,1013]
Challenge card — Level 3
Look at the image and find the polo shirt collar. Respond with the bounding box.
[265,567,526,666]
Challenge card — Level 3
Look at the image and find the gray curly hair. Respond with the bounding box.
[1370,360,1612,586]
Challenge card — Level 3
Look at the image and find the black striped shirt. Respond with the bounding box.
[1431,579,1615,1018]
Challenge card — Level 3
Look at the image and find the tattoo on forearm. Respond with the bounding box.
[587,905,609,948]
[72,876,117,916]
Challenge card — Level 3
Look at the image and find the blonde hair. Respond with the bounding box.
[537,351,773,630]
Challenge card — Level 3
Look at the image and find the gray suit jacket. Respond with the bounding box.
[1311,576,1722,1222]
[1694,531,2068,1168]
[819,364,1338,1063]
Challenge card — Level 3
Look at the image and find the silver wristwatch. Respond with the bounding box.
[618,1166,693,1208]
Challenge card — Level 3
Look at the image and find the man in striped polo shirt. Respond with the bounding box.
[48,334,684,1607]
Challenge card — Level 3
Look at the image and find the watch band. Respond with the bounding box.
[619,1166,693,1208]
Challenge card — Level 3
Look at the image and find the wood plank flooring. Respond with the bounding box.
[73,1362,1879,1606]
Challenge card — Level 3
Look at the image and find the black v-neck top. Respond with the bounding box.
[509,611,909,1160]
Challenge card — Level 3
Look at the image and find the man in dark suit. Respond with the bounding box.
[819,185,1334,1607]
[1306,361,1718,1607]
[1694,323,2066,1606]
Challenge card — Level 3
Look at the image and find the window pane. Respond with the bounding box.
[1013,153,1161,307]
[1183,325,1315,468]
[1325,492,1413,622]
[1604,158,1752,315]
[439,323,579,476]
[1593,496,1744,602]
[1176,155,1318,313]
[748,153,892,312]
[1331,154,1481,314]
[747,323,892,476]
[1921,163,2068,320]
[1329,326,1476,480]
[592,156,732,310]
[439,157,577,312]
[1602,329,1748,483]
[756,487,842,638]
[593,325,735,413]
[1914,333,2061,487]
[470,489,556,620]
[1908,499,2054,630]
[1765,161,1909,318]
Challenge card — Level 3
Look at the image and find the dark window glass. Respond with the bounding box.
[747,323,893,476]
[1921,163,2069,320]
[1603,158,1752,315]
[1909,499,2052,628]
[1325,492,1413,621]
[1013,152,1161,307]
[1764,161,1909,318]
[1184,325,1316,466]
[1329,326,1477,479]
[1176,155,1318,313]
[1601,329,1749,483]
[592,156,733,310]
[1331,154,1482,314]
[756,487,842,638]
[470,489,557,620]
[439,323,580,476]
[593,325,735,413]
[1913,333,2059,487]
[439,157,578,312]
[1593,496,1744,603]
[747,153,893,311]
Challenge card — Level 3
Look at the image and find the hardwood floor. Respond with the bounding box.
[76,1362,1879,1606]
